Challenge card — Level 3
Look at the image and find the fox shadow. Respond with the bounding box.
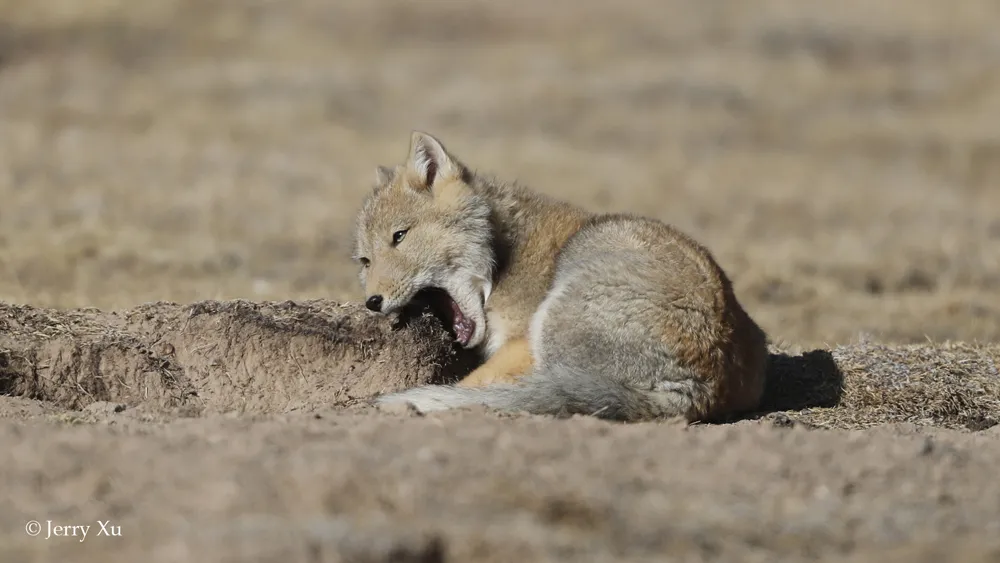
[728,349,845,424]
[0,350,16,396]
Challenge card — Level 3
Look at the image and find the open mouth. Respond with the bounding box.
[411,287,476,346]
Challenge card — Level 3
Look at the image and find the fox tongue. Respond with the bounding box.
[449,298,475,346]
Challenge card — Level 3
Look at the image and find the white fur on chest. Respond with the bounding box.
[527,279,568,362]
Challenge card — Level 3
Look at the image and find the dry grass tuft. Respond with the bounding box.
[760,341,1000,430]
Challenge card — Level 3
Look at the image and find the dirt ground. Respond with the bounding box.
[2,0,1000,561]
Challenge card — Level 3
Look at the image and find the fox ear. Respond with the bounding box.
[374,165,395,186]
[406,131,460,190]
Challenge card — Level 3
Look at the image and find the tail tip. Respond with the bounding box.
[374,395,424,416]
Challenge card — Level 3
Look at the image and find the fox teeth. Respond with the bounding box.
[454,317,475,345]
[447,296,474,345]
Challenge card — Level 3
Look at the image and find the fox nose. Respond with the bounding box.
[365,295,384,312]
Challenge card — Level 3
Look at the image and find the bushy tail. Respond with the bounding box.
[376,365,691,422]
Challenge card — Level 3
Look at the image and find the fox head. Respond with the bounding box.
[352,132,494,349]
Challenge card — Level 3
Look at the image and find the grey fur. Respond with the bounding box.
[377,214,766,423]
[376,363,696,422]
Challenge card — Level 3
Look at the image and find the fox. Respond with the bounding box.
[352,131,769,423]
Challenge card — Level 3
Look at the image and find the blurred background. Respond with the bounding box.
[0,0,998,348]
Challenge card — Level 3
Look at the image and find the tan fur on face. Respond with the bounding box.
[353,133,496,348]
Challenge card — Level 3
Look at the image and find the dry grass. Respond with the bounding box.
[831,341,1000,429]
[761,341,1000,430]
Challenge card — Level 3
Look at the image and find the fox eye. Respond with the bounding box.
[391,229,408,246]
[358,257,370,268]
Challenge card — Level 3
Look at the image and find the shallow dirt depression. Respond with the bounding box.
[0,299,481,416]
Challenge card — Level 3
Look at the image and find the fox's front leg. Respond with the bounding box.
[457,338,533,388]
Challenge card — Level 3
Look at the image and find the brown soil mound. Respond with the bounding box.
[0,300,479,418]
[4,300,998,431]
